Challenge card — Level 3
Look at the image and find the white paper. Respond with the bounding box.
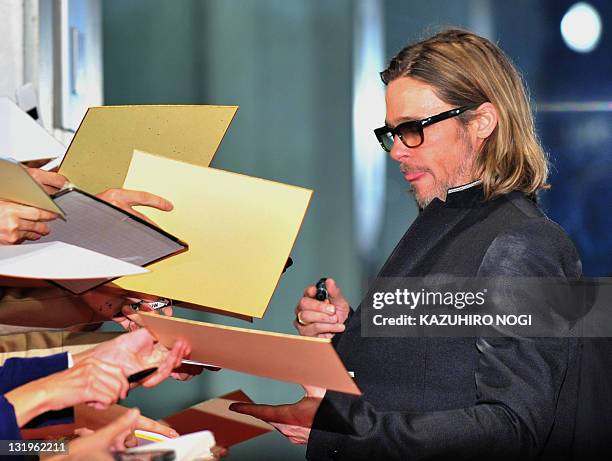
[0,241,148,279]
[127,430,215,461]
[40,155,64,171]
[0,97,66,162]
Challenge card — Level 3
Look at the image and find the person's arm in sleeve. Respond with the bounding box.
[0,394,22,439]
[0,353,68,394]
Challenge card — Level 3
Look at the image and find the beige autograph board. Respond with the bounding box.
[59,105,238,194]
[116,150,312,318]
[138,312,361,395]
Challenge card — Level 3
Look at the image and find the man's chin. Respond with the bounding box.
[412,190,434,209]
[412,184,445,209]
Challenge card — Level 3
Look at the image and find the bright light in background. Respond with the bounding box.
[560,2,602,53]
[352,0,386,258]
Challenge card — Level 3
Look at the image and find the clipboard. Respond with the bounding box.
[28,188,187,294]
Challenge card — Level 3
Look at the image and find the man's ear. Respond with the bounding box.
[472,102,498,139]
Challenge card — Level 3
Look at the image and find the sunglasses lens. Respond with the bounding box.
[381,132,394,151]
[397,123,423,148]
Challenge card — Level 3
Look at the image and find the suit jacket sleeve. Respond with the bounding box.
[308,218,582,461]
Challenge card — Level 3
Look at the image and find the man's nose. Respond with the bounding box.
[389,136,411,162]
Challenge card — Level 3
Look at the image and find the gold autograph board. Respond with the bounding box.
[59,105,238,194]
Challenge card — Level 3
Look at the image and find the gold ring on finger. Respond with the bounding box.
[296,311,308,326]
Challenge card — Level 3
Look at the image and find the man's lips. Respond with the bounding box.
[403,171,427,182]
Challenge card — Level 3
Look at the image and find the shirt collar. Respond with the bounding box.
[447,179,483,195]
[419,179,484,212]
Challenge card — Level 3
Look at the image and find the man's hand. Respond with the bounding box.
[74,403,179,445]
[0,200,58,244]
[6,357,130,426]
[79,287,171,332]
[294,278,350,338]
[97,188,173,225]
[73,328,191,388]
[75,413,178,449]
[92,303,204,381]
[229,386,325,445]
[48,358,130,410]
[51,408,141,460]
[112,301,173,332]
[25,167,68,193]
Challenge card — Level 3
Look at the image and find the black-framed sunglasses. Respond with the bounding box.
[373,104,478,152]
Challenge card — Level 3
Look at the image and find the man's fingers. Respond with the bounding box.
[141,340,186,387]
[296,297,336,315]
[10,202,58,222]
[117,327,155,355]
[211,446,229,458]
[19,231,43,242]
[74,427,94,437]
[297,310,338,324]
[141,361,173,387]
[95,408,140,446]
[17,219,49,235]
[303,285,317,297]
[302,385,326,398]
[269,422,310,444]
[295,322,346,337]
[176,341,190,368]
[87,382,120,408]
[270,422,298,438]
[122,190,174,211]
[26,168,68,190]
[97,189,172,225]
[325,278,347,305]
[229,402,293,425]
[123,432,138,449]
[88,360,130,399]
[135,415,179,438]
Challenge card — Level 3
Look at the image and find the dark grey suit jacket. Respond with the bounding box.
[306,185,602,460]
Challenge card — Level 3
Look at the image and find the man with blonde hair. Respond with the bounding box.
[232,29,597,459]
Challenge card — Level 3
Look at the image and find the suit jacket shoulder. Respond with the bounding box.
[423,192,581,278]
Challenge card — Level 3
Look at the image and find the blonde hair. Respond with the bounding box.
[381,28,549,199]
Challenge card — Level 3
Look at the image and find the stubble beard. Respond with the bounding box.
[411,130,477,209]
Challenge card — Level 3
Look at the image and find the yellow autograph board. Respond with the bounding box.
[59,105,238,194]
[116,150,312,318]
